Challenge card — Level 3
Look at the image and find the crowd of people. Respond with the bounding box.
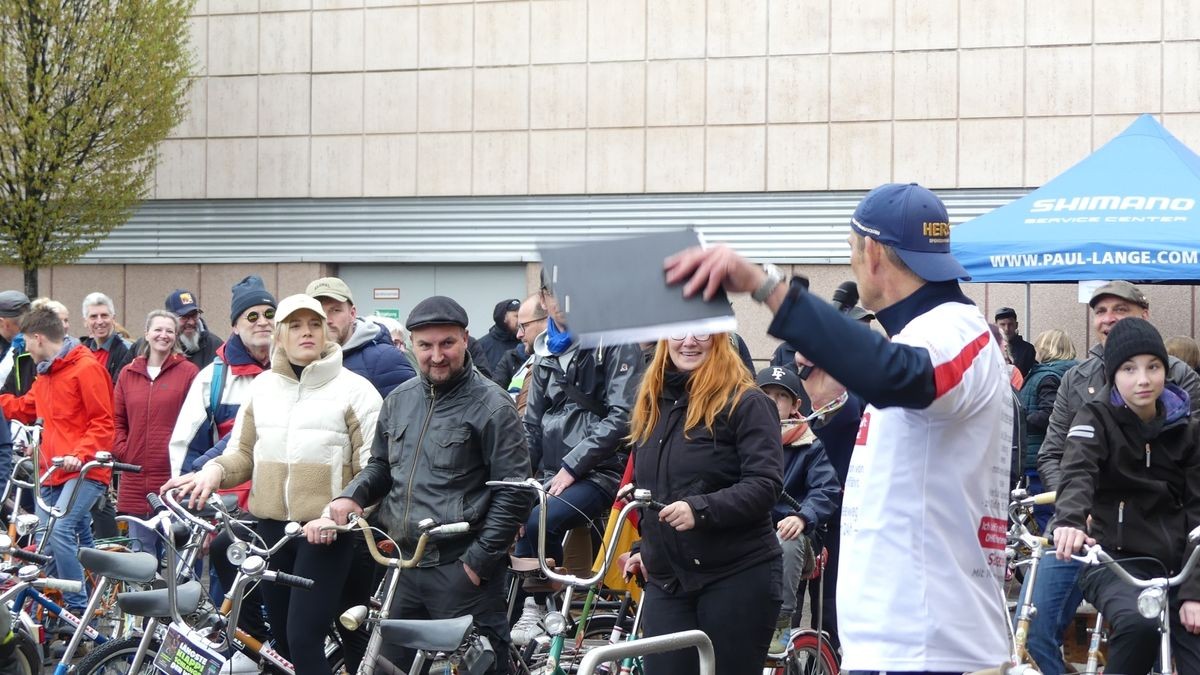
[0,182,1196,675]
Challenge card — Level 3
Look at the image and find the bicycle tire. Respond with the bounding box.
[12,628,40,675]
[74,634,159,675]
[779,631,839,675]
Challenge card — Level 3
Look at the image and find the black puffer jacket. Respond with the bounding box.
[339,351,533,580]
[524,335,644,498]
[634,371,783,594]
[1052,384,1200,598]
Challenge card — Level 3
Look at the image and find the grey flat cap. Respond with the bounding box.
[406,295,469,330]
[0,291,31,318]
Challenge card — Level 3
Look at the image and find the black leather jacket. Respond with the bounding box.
[524,335,645,498]
[340,352,533,580]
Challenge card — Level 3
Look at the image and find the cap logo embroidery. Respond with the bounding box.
[179,293,194,304]
[771,367,786,380]
[923,221,950,242]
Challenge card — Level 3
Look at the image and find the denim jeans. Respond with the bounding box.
[513,479,610,564]
[37,478,106,610]
[1020,553,1084,675]
[124,519,162,559]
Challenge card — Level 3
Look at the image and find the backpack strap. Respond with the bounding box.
[206,356,228,446]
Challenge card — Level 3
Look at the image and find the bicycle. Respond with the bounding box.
[0,535,80,675]
[487,478,657,675]
[1070,525,1200,675]
[763,545,839,675]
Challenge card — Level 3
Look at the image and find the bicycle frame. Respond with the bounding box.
[487,478,653,675]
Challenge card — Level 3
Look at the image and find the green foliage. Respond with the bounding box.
[0,0,194,295]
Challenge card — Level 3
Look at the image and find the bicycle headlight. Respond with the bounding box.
[1137,587,1166,619]
[226,541,249,566]
[542,611,567,636]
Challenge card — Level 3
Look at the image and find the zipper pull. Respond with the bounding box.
[1145,442,1151,468]
[1118,500,1125,551]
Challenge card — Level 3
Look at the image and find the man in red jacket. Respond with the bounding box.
[0,306,115,614]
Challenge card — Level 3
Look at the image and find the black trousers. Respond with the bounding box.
[256,519,355,675]
[336,534,380,671]
[641,557,782,675]
[1079,559,1200,675]
[384,561,512,675]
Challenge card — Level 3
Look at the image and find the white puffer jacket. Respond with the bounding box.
[215,342,382,522]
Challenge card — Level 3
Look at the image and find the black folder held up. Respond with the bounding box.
[538,230,738,348]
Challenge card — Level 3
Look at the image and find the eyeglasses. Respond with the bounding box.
[668,333,711,342]
[519,318,545,331]
[243,308,276,323]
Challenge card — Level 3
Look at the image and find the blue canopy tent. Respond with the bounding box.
[952,114,1200,284]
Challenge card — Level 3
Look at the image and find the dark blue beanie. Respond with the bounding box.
[230,275,277,325]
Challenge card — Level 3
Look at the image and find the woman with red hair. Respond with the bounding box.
[622,332,784,675]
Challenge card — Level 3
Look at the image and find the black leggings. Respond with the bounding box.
[256,519,355,675]
[641,557,782,675]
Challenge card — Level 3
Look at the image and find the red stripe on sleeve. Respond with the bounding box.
[933,331,992,399]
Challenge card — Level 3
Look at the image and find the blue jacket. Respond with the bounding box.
[341,319,415,399]
[773,433,840,538]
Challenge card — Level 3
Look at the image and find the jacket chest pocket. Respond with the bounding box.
[429,429,474,474]
[386,423,408,465]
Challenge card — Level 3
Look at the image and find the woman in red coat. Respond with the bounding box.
[114,310,199,555]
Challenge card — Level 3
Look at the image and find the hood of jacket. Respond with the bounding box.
[37,337,83,375]
[1108,381,1191,431]
[343,318,391,354]
[217,333,269,375]
[270,341,344,387]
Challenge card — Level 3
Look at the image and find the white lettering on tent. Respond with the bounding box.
[987,250,1199,268]
[1030,196,1195,213]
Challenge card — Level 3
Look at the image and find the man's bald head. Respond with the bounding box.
[517,294,547,352]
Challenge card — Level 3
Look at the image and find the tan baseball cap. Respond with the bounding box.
[1089,280,1149,309]
[306,277,354,305]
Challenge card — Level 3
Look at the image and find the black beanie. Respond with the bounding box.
[230,275,278,325]
[1103,317,1168,384]
[493,298,520,326]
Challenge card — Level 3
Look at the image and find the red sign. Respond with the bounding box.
[855,412,871,446]
[977,516,1007,550]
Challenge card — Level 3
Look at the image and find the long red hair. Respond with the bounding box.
[628,334,756,444]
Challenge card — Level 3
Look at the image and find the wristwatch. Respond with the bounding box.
[751,263,785,303]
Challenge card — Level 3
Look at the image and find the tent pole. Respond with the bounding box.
[1025,283,1032,340]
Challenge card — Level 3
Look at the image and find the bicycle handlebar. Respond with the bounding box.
[0,534,51,566]
[33,452,139,515]
[1073,540,1200,590]
[320,516,469,568]
[486,477,652,588]
[160,488,219,534]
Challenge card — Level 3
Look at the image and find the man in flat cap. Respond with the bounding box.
[328,296,532,674]
[0,291,33,395]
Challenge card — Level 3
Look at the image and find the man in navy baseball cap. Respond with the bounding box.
[849,182,970,284]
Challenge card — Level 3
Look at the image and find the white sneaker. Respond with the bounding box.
[510,597,547,647]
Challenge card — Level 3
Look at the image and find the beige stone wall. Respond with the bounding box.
[154,0,1200,199]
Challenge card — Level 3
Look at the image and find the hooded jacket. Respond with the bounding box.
[774,425,840,536]
[633,372,784,593]
[340,350,533,581]
[168,334,269,476]
[114,354,199,514]
[0,341,115,486]
[340,318,416,399]
[524,332,645,497]
[1052,384,1200,598]
[214,342,381,523]
[474,323,520,375]
[1038,342,1200,491]
[0,334,37,397]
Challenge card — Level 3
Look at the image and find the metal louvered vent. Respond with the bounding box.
[82,189,1029,264]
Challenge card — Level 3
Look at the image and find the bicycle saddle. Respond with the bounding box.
[379,615,475,652]
[115,580,204,618]
[78,548,159,583]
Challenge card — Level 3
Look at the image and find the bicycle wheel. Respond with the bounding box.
[74,634,159,675]
[11,628,40,675]
[781,631,839,675]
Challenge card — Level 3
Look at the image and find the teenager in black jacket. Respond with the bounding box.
[1052,318,1200,674]
[622,332,783,675]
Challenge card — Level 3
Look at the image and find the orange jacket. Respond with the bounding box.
[0,345,115,486]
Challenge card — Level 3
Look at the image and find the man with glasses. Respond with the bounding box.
[491,294,546,403]
[510,271,645,646]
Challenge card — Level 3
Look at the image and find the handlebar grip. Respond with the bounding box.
[10,548,52,566]
[273,572,314,590]
[1031,491,1057,506]
[112,462,142,473]
[38,578,84,593]
[435,522,470,535]
[146,493,166,512]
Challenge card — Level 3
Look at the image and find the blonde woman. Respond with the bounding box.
[1018,328,1078,522]
[166,294,381,675]
[621,332,784,675]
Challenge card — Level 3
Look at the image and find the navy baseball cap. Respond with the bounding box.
[849,183,970,282]
[165,289,201,316]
